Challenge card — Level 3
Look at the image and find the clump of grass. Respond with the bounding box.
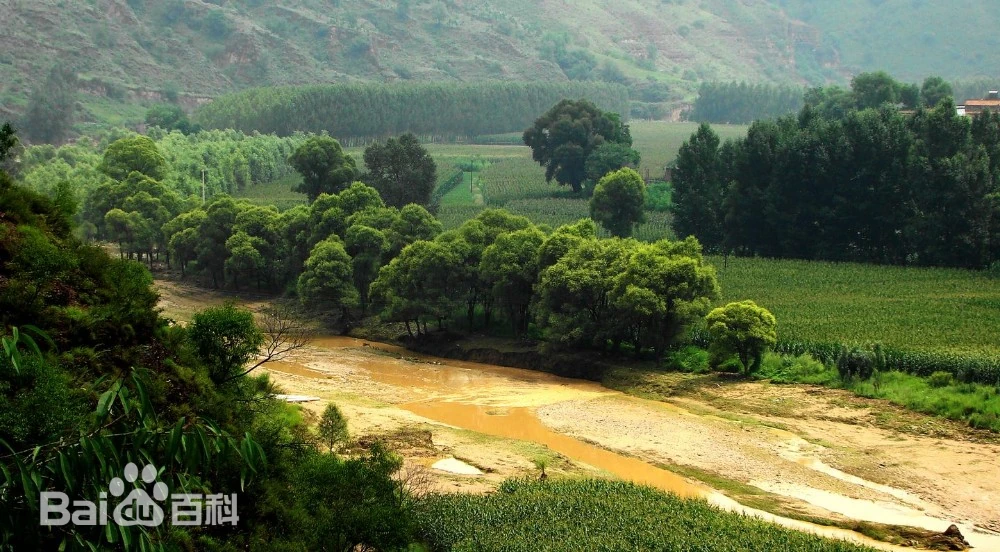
[757,353,839,385]
[847,371,1000,432]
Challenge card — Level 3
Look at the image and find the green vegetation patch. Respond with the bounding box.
[712,256,1000,357]
[416,478,875,551]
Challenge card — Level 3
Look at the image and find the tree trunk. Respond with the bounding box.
[404,320,414,338]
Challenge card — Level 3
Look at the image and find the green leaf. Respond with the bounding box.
[59,451,74,489]
[96,381,120,419]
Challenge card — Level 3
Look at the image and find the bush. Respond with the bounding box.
[927,371,954,388]
[836,346,876,381]
[757,353,835,385]
[663,346,709,373]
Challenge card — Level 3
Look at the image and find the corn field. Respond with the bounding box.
[416,478,875,552]
[711,256,1000,384]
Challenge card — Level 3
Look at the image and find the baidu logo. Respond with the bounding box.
[40,463,238,527]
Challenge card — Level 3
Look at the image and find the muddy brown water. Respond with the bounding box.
[271,337,956,551]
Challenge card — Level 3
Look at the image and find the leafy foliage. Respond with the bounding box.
[362,133,437,208]
[589,167,646,238]
[197,82,630,139]
[706,300,778,375]
[523,99,633,193]
[689,82,804,124]
[288,135,358,202]
[317,403,349,452]
[675,85,1000,268]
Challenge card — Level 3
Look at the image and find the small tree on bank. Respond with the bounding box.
[318,403,349,452]
[706,300,777,376]
[589,167,646,238]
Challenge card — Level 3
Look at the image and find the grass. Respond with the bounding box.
[415,478,876,552]
[234,174,307,210]
[848,370,1000,431]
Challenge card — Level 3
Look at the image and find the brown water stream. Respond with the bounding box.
[270,337,962,550]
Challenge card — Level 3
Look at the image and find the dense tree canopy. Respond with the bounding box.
[196,81,630,139]
[672,96,1000,269]
[671,123,726,249]
[706,300,778,375]
[362,133,437,208]
[22,64,77,144]
[589,168,646,238]
[99,135,169,181]
[689,82,804,124]
[523,99,634,193]
[288,135,358,202]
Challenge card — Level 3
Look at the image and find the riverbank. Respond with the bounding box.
[155,279,1000,550]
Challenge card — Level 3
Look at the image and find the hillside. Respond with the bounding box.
[1,0,997,129]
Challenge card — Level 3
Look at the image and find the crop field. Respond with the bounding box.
[416,478,873,552]
[631,121,748,178]
[712,256,1000,357]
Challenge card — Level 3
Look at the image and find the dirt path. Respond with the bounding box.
[156,280,1000,549]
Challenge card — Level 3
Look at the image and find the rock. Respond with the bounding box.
[923,524,970,551]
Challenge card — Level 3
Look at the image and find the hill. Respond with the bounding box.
[1,0,997,131]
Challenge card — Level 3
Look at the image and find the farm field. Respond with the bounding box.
[631,121,749,178]
[423,122,744,239]
[712,256,1000,357]
[417,479,874,552]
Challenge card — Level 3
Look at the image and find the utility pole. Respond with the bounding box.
[201,169,206,204]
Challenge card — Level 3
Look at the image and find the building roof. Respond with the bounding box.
[964,99,1000,107]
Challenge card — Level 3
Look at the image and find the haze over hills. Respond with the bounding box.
[1,0,997,125]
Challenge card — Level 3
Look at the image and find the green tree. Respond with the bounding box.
[851,71,901,110]
[672,123,725,249]
[189,303,265,384]
[363,133,437,208]
[609,238,720,358]
[145,104,199,134]
[388,203,442,256]
[318,403,349,452]
[584,142,641,185]
[298,237,359,320]
[196,196,242,288]
[706,300,777,375]
[345,224,388,313]
[0,122,17,162]
[480,227,545,335]
[22,64,77,144]
[535,238,634,349]
[288,135,358,202]
[523,99,632,193]
[370,240,461,336]
[99,135,168,181]
[589,168,646,238]
[921,76,954,108]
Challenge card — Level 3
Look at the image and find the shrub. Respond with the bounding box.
[663,346,709,373]
[927,371,954,388]
[757,353,835,385]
